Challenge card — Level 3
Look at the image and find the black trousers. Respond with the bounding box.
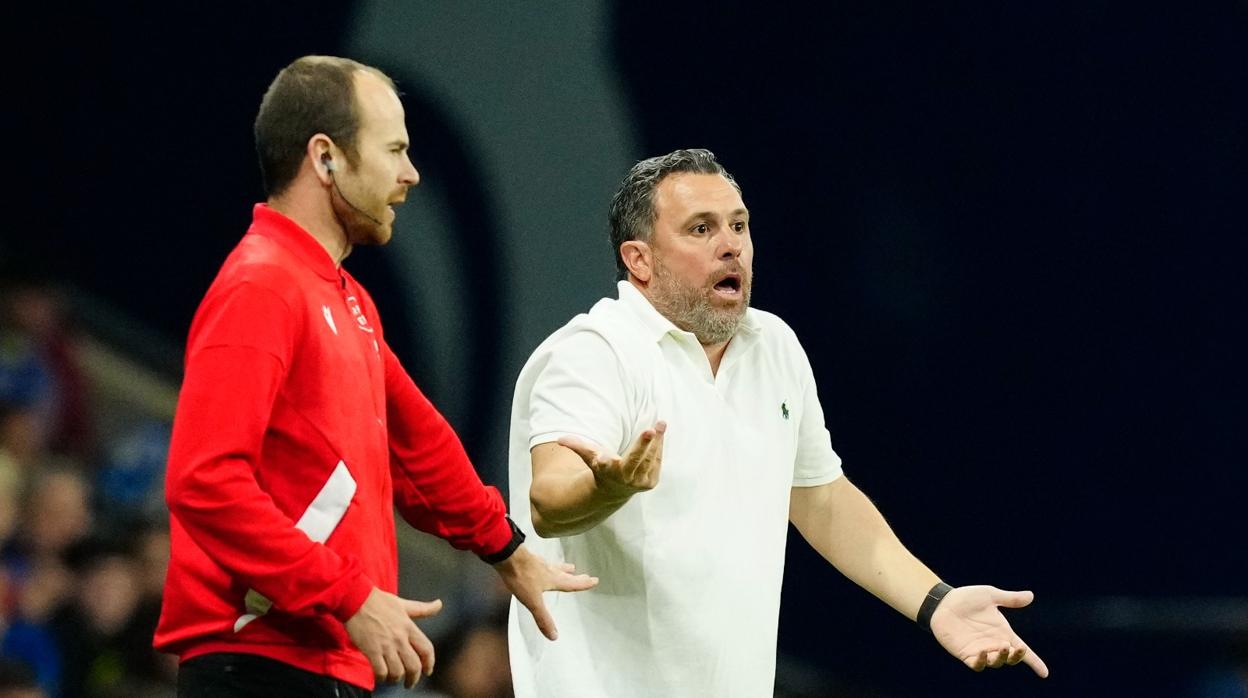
[177,653,371,698]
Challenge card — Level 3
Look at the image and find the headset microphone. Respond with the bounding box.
[322,154,383,226]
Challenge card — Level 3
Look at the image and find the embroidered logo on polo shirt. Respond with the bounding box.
[781,402,790,420]
[322,306,338,335]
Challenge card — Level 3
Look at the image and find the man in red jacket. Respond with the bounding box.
[155,55,596,697]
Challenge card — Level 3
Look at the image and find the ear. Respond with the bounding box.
[620,240,653,283]
[307,133,336,185]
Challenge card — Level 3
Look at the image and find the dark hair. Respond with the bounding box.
[607,148,740,280]
[254,55,397,197]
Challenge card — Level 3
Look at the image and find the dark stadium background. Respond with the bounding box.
[6,2,1245,696]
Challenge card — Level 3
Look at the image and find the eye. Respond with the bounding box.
[690,223,709,235]
[731,221,746,233]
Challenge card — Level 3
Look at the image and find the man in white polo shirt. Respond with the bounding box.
[507,149,1049,697]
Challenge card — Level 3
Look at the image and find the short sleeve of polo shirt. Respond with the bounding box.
[791,337,844,487]
[528,330,631,456]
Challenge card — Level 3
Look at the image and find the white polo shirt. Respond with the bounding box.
[508,281,843,698]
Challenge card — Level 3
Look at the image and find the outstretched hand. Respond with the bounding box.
[930,585,1049,678]
[558,421,666,497]
[494,544,598,641]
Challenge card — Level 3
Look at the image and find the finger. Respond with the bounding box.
[642,425,665,465]
[404,598,443,618]
[1021,646,1050,678]
[624,449,648,484]
[551,571,599,592]
[621,432,653,482]
[553,562,601,588]
[364,649,387,682]
[634,428,665,482]
[397,636,423,688]
[410,626,437,677]
[990,588,1035,609]
[650,420,667,449]
[635,430,658,470]
[967,650,988,672]
[524,593,560,641]
[626,428,657,461]
[383,649,404,684]
[1007,646,1026,666]
[987,648,1009,669]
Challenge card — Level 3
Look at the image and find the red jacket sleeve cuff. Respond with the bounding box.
[331,572,377,624]
[475,509,517,559]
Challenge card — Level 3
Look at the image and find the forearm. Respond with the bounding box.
[529,443,632,537]
[384,344,513,555]
[791,478,940,620]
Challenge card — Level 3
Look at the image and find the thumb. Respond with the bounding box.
[403,597,444,619]
[991,588,1035,609]
[557,436,603,465]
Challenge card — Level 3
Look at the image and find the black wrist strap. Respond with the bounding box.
[479,516,526,565]
[917,582,953,633]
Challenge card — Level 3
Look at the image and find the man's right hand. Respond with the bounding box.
[558,421,667,497]
[344,587,442,689]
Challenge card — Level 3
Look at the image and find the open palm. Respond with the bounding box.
[930,585,1049,677]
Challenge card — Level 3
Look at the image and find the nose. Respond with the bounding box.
[719,229,743,259]
[400,155,420,186]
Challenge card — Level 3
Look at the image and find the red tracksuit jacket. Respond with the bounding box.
[154,205,513,689]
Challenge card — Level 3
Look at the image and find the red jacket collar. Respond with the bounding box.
[247,204,341,282]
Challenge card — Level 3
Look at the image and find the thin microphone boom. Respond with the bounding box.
[329,171,384,226]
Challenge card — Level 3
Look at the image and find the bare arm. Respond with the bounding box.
[529,423,666,538]
[790,476,1049,677]
[789,476,939,619]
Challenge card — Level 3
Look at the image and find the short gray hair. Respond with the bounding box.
[608,149,739,280]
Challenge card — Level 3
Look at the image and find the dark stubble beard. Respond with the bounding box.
[330,174,395,247]
[649,256,751,345]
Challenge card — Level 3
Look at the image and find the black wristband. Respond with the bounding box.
[479,516,526,565]
[917,582,953,633]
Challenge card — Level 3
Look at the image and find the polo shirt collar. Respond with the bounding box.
[615,280,763,344]
[247,204,341,282]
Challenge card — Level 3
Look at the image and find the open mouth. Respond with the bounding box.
[712,274,743,297]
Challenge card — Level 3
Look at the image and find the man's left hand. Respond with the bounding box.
[493,544,598,640]
[930,585,1050,678]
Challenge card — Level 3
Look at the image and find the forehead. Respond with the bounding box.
[352,71,406,136]
[653,173,744,222]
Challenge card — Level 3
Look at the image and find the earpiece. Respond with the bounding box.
[322,151,383,226]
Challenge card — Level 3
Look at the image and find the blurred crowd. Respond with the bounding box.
[0,281,176,698]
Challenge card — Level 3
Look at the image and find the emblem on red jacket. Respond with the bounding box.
[322,305,338,335]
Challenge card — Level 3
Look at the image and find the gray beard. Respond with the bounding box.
[649,259,751,345]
